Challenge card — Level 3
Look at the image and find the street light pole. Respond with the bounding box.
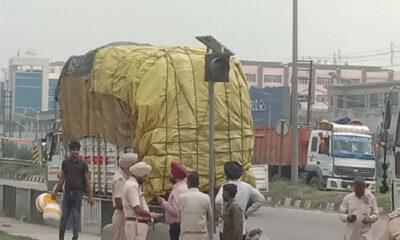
[291,0,299,183]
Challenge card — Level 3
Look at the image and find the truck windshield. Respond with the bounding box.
[332,135,374,160]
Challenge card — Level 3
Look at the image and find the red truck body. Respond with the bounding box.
[251,127,312,168]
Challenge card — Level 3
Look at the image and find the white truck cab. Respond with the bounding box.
[304,121,376,191]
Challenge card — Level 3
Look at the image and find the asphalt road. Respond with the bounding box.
[247,207,385,240]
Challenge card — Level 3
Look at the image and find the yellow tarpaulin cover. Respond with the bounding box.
[58,44,254,198]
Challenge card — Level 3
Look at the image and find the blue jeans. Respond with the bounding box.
[59,190,83,240]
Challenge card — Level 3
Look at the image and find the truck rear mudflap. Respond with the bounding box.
[326,178,376,192]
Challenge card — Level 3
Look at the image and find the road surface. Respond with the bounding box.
[247,206,384,240]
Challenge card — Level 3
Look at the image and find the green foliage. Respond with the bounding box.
[0,231,35,240]
[266,180,392,214]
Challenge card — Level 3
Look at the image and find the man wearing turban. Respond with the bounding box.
[215,161,265,240]
[122,162,159,240]
[157,161,188,240]
[112,153,138,240]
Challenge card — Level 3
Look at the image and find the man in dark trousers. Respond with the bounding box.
[52,141,94,240]
[221,183,243,240]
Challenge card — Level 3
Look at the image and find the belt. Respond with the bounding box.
[125,217,150,224]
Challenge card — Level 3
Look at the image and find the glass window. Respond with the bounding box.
[338,95,344,108]
[389,92,398,106]
[316,77,333,85]
[370,93,379,107]
[332,135,374,159]
[298,77,308,85]
[316,95,329,103]
[263,75,282,83]
[245,74,256,82]
[347,95,365,108]
[311,137,318,152]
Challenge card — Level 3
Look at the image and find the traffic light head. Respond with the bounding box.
[205,53,230,82]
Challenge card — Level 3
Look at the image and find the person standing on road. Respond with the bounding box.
[112,153,138,240]
[52,141,94,240]
[339,177,379,240]
[215,161,265,239]
[122,162,159,240]
[221,183,243,240]
[377,208,400,240]
[178,171,213,240]
[157,161,188,240]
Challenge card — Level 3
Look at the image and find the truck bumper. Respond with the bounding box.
[326,178,376,192]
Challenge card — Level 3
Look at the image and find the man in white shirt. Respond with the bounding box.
[215,161,265,239]
[339,177,379,240]
[178,171,213,240]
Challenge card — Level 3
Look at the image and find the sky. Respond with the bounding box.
[1,0,400,71]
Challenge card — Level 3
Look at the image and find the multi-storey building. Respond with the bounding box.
[241,60,400,125]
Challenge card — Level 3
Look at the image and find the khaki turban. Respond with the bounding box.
[119,153,138,169]
[129,162,152,177]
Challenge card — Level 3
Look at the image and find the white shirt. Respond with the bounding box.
[112,168,128,208]
[215,179,265,234]
[339,192,379,240]
[178,188,212,237]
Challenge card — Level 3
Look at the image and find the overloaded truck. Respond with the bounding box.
[43,42,256,200]
[252,119,377,191]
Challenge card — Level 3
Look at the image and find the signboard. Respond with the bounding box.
[274,119,289,136]
[250,87,286,127]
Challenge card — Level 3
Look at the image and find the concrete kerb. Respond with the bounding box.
[264,196,341,212]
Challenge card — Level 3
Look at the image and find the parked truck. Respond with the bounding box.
[252,119,377,191]
[44,42,256,199]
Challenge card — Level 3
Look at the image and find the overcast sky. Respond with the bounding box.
[1,0,400,70]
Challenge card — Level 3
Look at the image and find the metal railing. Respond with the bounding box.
[0,157,34,166]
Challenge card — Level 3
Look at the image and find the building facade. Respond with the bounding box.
[241,60,400,125]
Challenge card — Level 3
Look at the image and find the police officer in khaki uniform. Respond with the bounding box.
[112,153,138,240]
[122,162,159,240]
[378,209,400,240]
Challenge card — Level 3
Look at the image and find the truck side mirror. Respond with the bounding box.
[383,99,392,130]
[394,110,400,149]
[395,152,400,178]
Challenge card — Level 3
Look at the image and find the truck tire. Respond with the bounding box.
[309,176,321,189]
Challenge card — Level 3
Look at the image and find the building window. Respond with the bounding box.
[264,75,282,83]
[298,77,309,85]
[389,92,399,106]
[245,74,256,82]
[338,95,344,108]
[316,77,333,85]
[337,79,360,85]
[316,95,329,103]
[370,93,379,107]
[347,94,365,108]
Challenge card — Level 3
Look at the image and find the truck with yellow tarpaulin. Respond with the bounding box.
[43,42,255,202]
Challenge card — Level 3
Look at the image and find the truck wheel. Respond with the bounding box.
[309,176,321,189]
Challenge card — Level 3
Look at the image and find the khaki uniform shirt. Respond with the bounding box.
[122,177,149,219]
[112,168,127,207]
[378,209,400,240]
[339,192,379,240]
[178,188,212,238]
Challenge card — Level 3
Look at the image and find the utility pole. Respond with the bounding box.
[333,51,337,65]
[291,0,299,183]
[306,60,313,126]
[391,41,394,71]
